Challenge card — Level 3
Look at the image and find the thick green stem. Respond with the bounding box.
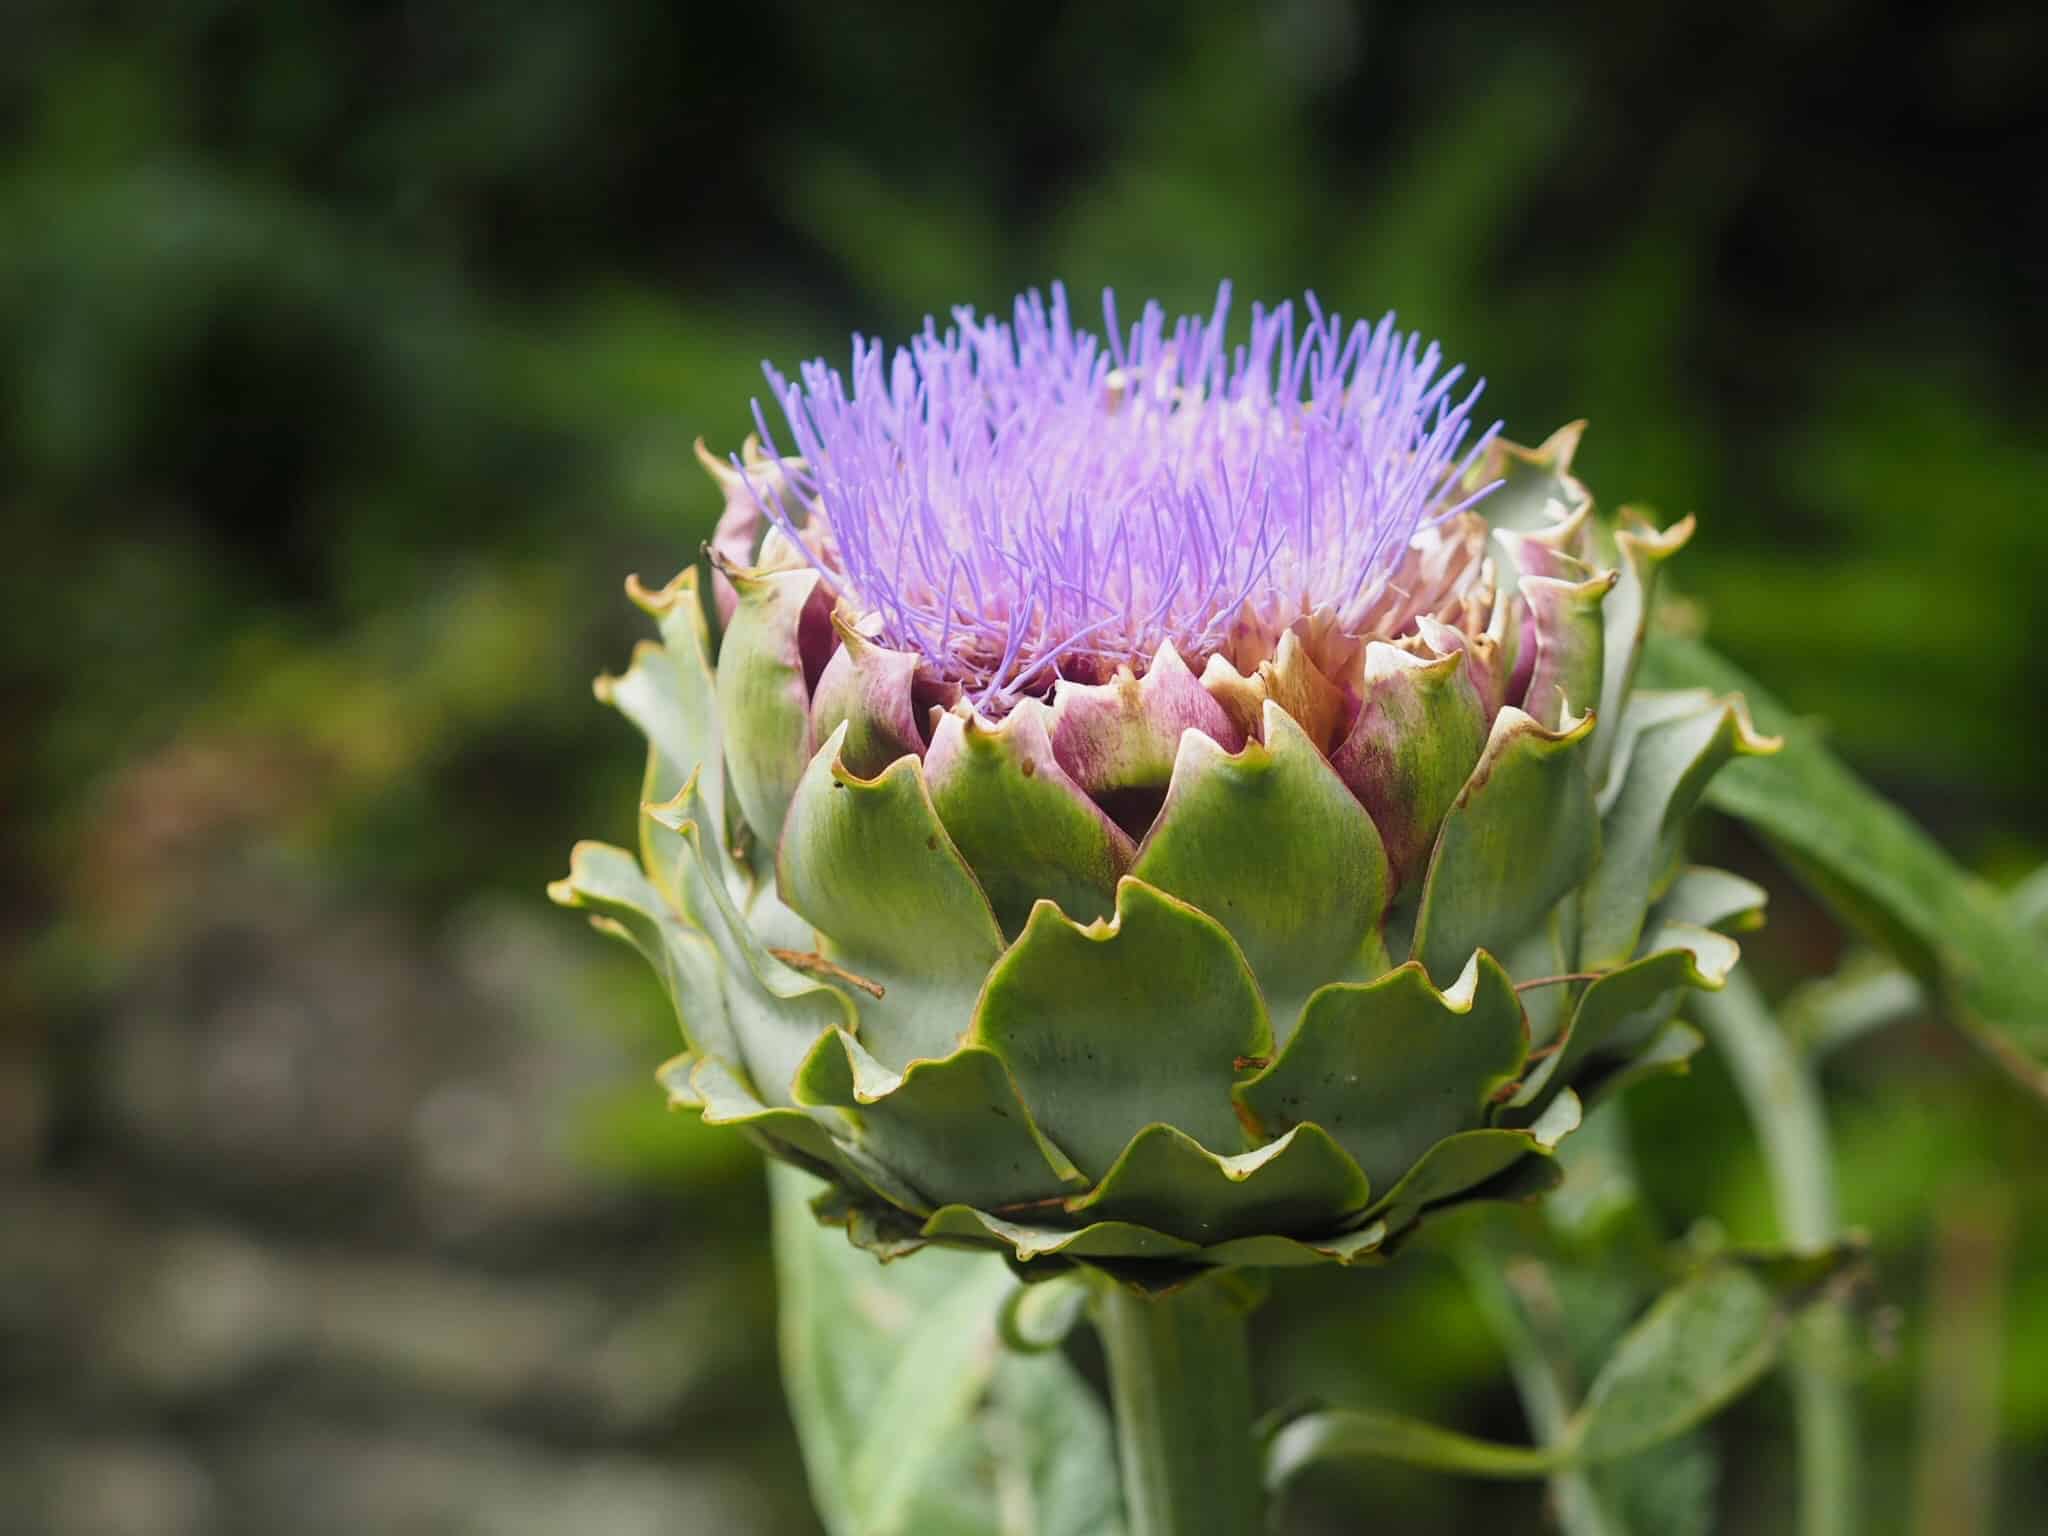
[1694,970,1858,1536]
[1090,1271,1265,1536]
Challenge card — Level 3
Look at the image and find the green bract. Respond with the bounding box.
[554,427,1777,1275]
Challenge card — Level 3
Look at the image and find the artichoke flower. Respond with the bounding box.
[554,284,1776,1278]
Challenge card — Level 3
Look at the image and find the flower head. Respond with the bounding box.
[557,281,1778,1278]
[744,283,1501,706]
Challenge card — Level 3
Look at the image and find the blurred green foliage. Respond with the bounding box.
[4,3,2043,1533]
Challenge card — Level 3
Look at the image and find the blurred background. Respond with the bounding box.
[3,2,2044,1532]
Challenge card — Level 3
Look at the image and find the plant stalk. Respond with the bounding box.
[1694,970,1858,1536]
[1090,1271,1265,1536]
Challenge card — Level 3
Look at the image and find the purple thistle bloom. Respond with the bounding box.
[743,282,1501,707]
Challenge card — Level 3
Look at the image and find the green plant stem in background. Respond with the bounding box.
[1693,972,1858,1536]
[1454,1248,1625,1536]
[1910,1190,2012,1536]
[1089,1271,1265,1536]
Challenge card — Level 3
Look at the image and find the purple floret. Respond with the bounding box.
[743,282,1500,706]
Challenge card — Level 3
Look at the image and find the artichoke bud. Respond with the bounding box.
[556,285,1778,1274]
